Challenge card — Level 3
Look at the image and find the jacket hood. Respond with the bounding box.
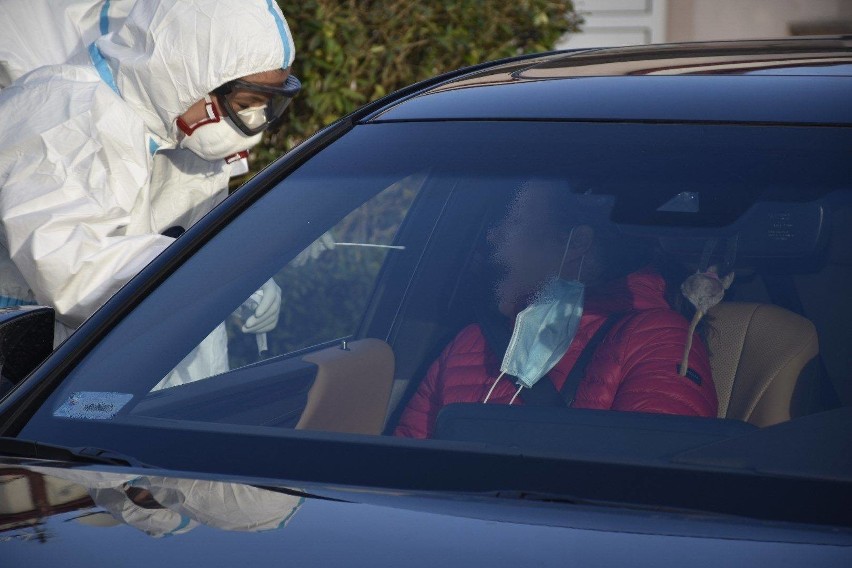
[95,0,295,143]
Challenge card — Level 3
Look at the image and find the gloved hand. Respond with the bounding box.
[292,232,335,267]
[241,279,281,334]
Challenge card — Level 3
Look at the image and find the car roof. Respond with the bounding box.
[365,37,852,126]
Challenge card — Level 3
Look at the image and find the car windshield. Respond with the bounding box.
[18,120,852,520]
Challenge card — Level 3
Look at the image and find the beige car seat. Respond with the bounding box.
[705,302,819,427]
[296,338,395,435]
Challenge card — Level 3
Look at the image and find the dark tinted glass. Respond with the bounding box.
[20,121,852,498]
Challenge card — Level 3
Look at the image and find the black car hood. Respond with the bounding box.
[1,458,850,567]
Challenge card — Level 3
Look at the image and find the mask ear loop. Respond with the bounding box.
[558,227,585,282]
[509,384,523,405]
[483,372,524,405]
[176,95,222,136]
[483,371,506,403]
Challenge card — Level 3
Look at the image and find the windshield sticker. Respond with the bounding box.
[54,392,133,420]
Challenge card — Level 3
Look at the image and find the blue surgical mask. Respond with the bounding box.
[485,229,585,403]
[501,276,585,389]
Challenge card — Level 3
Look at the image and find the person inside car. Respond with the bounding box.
[394,180,718,439]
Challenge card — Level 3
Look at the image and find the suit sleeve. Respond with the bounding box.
[0,86,173,329]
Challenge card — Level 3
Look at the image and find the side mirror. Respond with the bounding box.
[0,306,54,396]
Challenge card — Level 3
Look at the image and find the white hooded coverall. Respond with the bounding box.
[0,1,131,90]
[0,1,245,242]
[0,1,295,362]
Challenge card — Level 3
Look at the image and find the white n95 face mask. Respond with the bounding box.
[177,96,263,161]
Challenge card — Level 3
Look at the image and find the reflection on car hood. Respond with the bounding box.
[1,458,850,566]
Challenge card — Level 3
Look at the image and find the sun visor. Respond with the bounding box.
[619,201,827,261]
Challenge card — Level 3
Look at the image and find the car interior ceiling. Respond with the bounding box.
[373,183,849,439]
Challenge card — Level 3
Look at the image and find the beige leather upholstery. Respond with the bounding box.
[296,338,395,435]
[706,302,819,427]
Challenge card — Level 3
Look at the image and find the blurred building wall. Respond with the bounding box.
[558,0,852,48]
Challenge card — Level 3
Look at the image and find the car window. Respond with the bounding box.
[18,121,852,504]
[153,173,423,389]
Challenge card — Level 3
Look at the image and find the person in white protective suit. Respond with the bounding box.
[0,0,298,383]
[0,0,335,306]
[0,1,258,265]
[0,0,256,229]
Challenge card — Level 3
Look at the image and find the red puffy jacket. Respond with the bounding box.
[394,269,718,439]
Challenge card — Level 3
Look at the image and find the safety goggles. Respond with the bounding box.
[213,74,301,136]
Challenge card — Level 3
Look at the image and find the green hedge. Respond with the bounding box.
[249,0,580,172]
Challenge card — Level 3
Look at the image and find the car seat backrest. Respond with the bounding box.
[296,338,395,435]
[705,302,818,427]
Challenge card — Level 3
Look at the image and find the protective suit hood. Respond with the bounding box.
[96,0,295,143]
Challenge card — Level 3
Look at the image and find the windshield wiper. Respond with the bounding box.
[0,436,152,468]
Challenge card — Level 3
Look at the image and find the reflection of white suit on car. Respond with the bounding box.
[0,0,294,384]
[140,477,304,532]
[27,466,199,537]
[29,467,303,536]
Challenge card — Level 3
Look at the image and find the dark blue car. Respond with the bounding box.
[1,37,851,565]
